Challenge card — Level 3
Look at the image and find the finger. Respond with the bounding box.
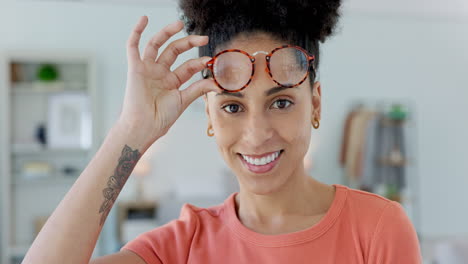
[142,20,184,63]
[171,56,212,87]
[180,78,219,112]
[156,35,209,69]
[127,16,149,63]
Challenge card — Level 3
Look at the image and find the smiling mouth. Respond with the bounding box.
[237,149,284,166]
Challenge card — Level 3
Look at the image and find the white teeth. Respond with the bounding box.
[241,151,281,166]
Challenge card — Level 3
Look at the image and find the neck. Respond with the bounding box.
[235,166,333,231]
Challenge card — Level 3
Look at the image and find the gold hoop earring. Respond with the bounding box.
[207,126,214,137]
[312,118,320,129]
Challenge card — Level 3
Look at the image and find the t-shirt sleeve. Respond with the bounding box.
[120,204,199,264]
[367,201,422,263]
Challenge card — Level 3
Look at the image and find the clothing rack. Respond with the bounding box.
[339,101,420,233]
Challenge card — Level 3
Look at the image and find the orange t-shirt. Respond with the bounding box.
[121,184,422,263]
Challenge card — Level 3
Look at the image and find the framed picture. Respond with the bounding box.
[47,92,92,149]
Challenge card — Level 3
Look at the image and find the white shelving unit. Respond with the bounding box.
[0,51,98,264]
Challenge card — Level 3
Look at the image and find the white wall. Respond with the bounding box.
[0,0,467,255]
[317,13,468,237]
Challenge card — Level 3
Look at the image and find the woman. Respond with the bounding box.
[23,0,422,263]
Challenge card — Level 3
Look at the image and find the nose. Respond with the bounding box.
[248,60,274,88]
[250,51,272,77]
[242,111,274,149]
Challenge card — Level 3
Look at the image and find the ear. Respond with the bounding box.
[311,81,322,121]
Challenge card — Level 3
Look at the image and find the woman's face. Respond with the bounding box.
[205,32,322,195]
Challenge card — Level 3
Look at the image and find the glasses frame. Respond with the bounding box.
[203,45,316,93]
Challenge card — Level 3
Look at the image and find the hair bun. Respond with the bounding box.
[179,0,342,43]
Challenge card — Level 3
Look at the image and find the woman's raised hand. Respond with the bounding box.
[119,16,217,146]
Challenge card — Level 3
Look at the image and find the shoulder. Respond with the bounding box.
[186,200,226,220]
[336,184,395,225]
[128,200,226,242]
[341,184,393,208]
[337,184,396,219]
[120,198,228,264]
[334,185,406,243]
[334,186,421,263]
[335,185,421,262]
[341,185,415,232]
[367,200,422,262]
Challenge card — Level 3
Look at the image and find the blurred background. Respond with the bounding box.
[0,0,467,263]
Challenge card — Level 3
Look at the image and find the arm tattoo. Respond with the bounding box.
[99,144,141,226]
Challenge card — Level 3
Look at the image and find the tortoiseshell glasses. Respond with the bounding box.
[202,45,316,93]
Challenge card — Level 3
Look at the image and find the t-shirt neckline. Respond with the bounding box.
[223,184,348,247]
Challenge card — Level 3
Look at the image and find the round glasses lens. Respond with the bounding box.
[213,51,252,91]
[269,47,309,87]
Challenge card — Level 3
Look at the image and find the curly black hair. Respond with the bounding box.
[178,0,342,85]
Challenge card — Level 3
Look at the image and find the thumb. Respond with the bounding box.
[180,78,218,112]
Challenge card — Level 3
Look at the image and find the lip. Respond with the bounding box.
[238,150,283,174]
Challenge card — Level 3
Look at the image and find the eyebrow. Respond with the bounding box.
[216,86,298,98]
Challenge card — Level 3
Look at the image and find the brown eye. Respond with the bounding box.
[271,99,293,109]
[222,104,242,114]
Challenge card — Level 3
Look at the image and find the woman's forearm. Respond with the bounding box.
[22,14,213,263]
[22,122,152,264]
